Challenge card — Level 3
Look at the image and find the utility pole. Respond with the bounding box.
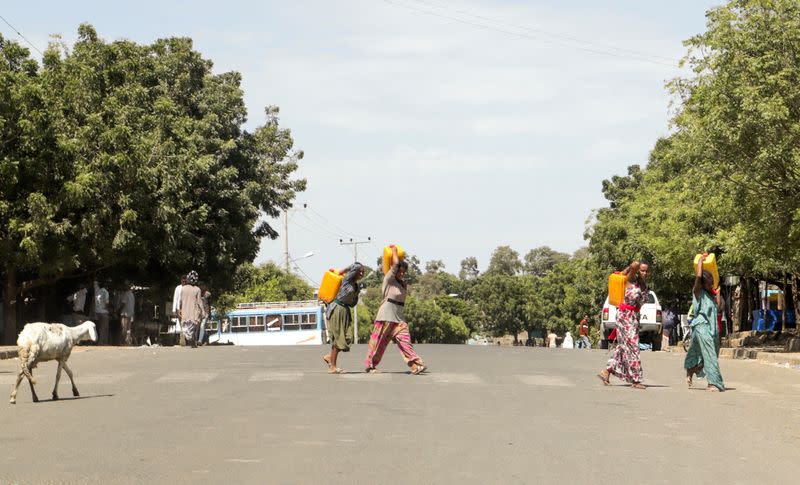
[283,203,307,273]
[340,236,371,344]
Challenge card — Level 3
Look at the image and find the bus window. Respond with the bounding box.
[232,316,247,333]
[266,316,282,331]
[300,313,317,330]
[283,314,301,331]
[249,315,265,332]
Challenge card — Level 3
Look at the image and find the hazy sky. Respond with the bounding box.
[4,0,720,285]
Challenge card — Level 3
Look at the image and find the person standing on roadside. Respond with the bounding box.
[92,279,110,345]
[547,330,558,348]
[67,283,88,326]
[598,261,647,389]
[117,282,135,346]
[576,315,591,349]
[173,275,187,344]
[179,271,207,348]
[198,282,212,346]
[684,253,725,392]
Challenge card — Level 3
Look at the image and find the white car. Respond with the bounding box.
[600,291,663,351]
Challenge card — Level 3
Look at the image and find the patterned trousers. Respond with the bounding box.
[365,321,424,370]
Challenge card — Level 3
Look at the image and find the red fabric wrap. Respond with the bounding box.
[618,303,640,312]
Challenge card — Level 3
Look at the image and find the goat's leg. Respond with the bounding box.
[61,361,80,397]
[9,371,24,404]
[52,361,63,401]
[27,369,39,403]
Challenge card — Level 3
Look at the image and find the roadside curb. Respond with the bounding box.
[757,352,800,367]
[0,347,18,360]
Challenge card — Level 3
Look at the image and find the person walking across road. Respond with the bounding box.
[365,246,427,375]
[598,261,647,389]
[323,263,365,373]
[684,253,725,392]
[173,275,187,345]
[179,271,207,349]
[577,315,591,349]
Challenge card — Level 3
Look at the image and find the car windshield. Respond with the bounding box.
[644,292,656,304]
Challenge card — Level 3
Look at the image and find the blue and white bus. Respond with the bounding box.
[207,300,325,346]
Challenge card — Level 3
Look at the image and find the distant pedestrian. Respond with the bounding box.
[576,315,591,349]
[66,283,88,326]
[547,330,558,348]
[179,271,207,348]
[198,282,212,346]
[173,275,187,343]
[365,246,427,375]
[323,263,365,373]
[92,279,110,345]
[598,261,647,389]
[563,331,574,349]
[117,283,135,346]
[684,253,725,392]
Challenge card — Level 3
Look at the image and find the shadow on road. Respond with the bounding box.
[35,394,115,403]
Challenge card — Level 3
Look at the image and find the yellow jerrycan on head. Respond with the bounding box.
[318,269,343,304]
[608,272,627,307]
[382,245,406,274]
[694,253,719,289]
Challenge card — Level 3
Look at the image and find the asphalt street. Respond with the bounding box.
[1,344,799,484]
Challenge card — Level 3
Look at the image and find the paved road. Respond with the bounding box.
[1,344,799,484]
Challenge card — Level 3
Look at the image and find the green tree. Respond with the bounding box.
[425,259,446,274]
[485,246,522,276]
[458,256,479,281]
[216,262,312,313]
[0,26,306,343]
[469,274,528,342]
[523,246,570,276]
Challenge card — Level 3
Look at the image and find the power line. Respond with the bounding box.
[305,205,360,239]
[0,14,44,56]
[382,0,677,67]
[410,0,678,63]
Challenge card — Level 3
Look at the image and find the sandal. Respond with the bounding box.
[597,371,611,386]
[365,367,382,374]
[412,364,427,375]
[328,367,343,374]
[632,383,646,390]
[706,385,721,392]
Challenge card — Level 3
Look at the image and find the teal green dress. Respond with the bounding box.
[684,289,725,390]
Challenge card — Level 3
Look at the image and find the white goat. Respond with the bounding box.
[9,321,97,404]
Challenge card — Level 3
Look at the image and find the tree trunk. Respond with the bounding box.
[3,268,17,345]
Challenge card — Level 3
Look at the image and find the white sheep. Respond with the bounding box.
[9,321,97,404]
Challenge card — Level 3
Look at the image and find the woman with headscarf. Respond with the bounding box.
[323,262,365,373]
[364,246,427,374]
[684,253,725,392]
[179,270,207,349]
[598,261,647,389]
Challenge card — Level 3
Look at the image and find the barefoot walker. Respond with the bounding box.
[598,261,648,389]
[685,253,725,392]
[365,246,427,374]
[322,263,365,373]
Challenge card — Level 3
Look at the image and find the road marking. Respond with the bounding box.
[82,372,134,384]
[432,373,482,384]
[225,458,263,463]
[155,372,218,383]
[339,372,391,381]
[249,371,304,382]
[517,375,575,387]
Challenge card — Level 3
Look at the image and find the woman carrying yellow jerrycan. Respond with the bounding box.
[322,263,365,374]
[365,245,427,375]
[684,252,725,392]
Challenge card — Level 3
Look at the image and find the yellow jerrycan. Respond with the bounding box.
[382,245,406,274]
[318,269,343,304]
[608,272,627,307]
[694,253,719,289]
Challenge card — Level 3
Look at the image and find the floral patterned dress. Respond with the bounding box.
[606,283,644,384]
